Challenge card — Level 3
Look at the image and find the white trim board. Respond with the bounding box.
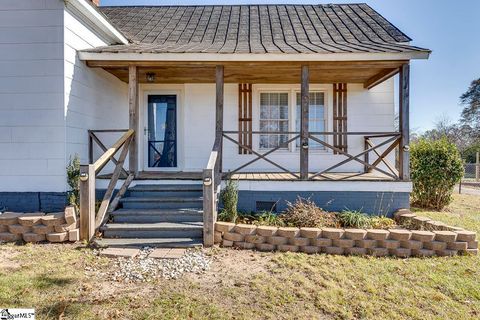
[78,51,430,62]
[65,0,128,45]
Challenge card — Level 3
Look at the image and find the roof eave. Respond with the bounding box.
[78,51,430,62]
[65,0,128,45]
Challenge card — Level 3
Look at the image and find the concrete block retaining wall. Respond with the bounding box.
[214,209,478,258]
[0,206,79,243]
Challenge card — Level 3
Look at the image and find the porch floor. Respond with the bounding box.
[98,171,396,181]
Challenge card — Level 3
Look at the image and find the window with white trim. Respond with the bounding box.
[259,92,289,149]
[296,92,326,150]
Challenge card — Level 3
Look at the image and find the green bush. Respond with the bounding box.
[66,154,80,209]
[410,138,464,210]
[337,210,371,228]
[219,179,238,222]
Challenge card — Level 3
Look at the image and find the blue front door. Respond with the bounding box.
[147,95,177,168]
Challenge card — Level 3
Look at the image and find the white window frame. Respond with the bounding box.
[292,90,329,153]
[254,85,331,154]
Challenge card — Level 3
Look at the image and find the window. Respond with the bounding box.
[259,92,289,149]
[296,92,326,150]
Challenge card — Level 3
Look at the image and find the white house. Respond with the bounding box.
[0,0,429,247]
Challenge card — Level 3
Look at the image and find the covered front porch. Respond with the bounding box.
[78,58,413,245]
[84,60,411,183]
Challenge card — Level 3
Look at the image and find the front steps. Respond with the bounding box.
[94,184,204,248]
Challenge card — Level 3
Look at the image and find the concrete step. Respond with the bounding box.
[120,196,203,209]
[101,221,203,238]
[128,184,203,197]
[129,184,203,192]
[128,190,202,197]
[111,208,203,223]
[93,237,203,248]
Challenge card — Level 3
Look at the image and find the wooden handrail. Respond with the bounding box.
[202,136,222,247]
[80,129,135,242]
[93,129,134,173]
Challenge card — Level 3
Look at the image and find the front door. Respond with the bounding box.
[146,95,177,168]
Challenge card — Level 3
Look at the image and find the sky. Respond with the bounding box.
[101,0,480,132]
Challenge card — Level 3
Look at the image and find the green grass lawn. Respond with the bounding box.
[1,194,479,320]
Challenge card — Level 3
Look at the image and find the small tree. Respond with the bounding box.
[66,155,80,209]
[410,138,464,210]
[219,179,238,222]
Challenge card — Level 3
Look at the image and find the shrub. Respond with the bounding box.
[410,138,464,210]
[369,216,396,229]
[219,179,238,222]
[66,155,80,209]
[337,210,371,228]
[234,211,285,227]
[280,198,340,228]
[255,211,285,227]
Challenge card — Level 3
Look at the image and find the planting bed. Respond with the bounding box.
[215,209,478,257]
[0,206,79,243]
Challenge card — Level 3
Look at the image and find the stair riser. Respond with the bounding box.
[94,239,203,248]
[113,215,203,223]
[128,191,203,198]
[122,201,203,209]
[103,229,203,239]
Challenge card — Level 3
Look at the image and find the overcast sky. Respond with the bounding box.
[101,0,480,132]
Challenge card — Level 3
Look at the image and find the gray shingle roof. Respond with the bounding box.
[87,4,429,55]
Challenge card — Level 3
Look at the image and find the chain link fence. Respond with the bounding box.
[459,163,480,193]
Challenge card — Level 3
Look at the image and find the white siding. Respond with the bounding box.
[0,1,128,193]
[0,0,65,192]
[137,79,395,173]
[63,7,128,169]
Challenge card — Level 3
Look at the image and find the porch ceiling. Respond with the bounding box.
[87,61,406,85]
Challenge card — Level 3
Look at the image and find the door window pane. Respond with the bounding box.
[147,95,177,167]
[259,93,289,149]
[296,92,326,149]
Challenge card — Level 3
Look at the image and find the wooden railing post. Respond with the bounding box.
[216,65,224,173]
[300,65,309,180]
[203,167,216,247]
[79,164,95,241]
[399,63,410,180]
[364,137,370,173]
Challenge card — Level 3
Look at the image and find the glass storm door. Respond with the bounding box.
[147,95,177,168]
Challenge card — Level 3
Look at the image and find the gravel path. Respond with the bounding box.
[88,248,211,282]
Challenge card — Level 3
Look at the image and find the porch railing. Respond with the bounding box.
[221,131,402,181]
[202,136,222,246]
[79,129,135,241]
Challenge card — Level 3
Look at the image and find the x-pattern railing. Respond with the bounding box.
[221,131,402,181]
[222,131,301,179]
[308,132,401,180]
[80,129,135,241]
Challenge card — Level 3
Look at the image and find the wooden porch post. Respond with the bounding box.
[216,65,224,171]
[79,164,95,241]
[399,63,410,180]
[128,65,139,176]
[300,65,309,180]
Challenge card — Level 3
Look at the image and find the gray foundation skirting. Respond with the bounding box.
[237,191,410,216]
[0,192,67,213]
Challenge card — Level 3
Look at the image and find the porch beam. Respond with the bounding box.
[399,63,410,180]
[216,65,224,171]
[300,65,309,180]
[128,65,139,176]
[364,68,399,89]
